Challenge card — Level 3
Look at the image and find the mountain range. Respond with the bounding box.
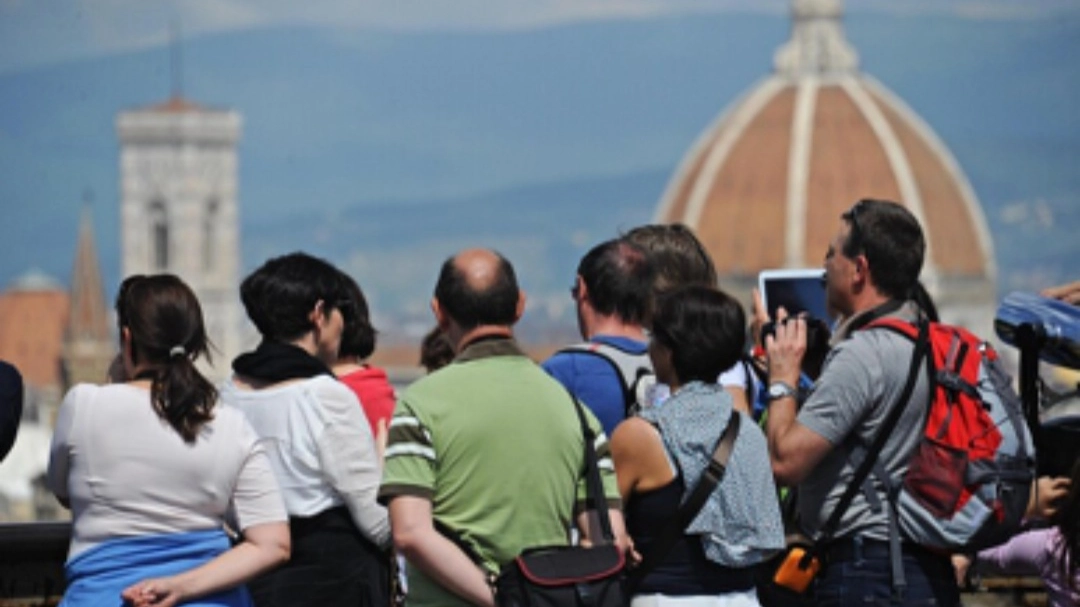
[0,11,1077,340]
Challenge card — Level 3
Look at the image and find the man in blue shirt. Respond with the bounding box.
[543,238,655,435]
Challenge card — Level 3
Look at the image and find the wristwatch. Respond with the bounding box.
[766,381,798,402]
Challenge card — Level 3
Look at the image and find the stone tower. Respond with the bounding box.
[116,96,243,379]
[62,206,114,393]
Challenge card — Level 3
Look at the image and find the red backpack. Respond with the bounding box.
[864,318,1035,552]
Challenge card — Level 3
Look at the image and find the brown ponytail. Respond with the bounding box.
[116,274,217,442]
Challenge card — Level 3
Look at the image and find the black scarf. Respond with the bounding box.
[232,341,334,383]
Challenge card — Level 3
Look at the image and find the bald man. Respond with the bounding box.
[379,249,627,607]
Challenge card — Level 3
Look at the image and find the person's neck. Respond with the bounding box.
[127,363,155,386]
[846,290,891,319]
[454,325,513,353]
[584,316,647,342]
[288,335,321,359]
[331,356,365,376]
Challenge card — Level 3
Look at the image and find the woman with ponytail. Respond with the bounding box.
[47,274,290,607]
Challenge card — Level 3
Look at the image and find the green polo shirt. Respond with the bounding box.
[379,337,620,607]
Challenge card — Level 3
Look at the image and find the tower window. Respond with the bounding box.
[149,200,168,270]
[204,198,219,270]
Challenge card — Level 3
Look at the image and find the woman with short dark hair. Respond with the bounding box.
[47,274,289,607]
[221,252,390,607]
[612,286,784,606]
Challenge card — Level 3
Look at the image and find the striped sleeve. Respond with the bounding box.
[378,398,437,503]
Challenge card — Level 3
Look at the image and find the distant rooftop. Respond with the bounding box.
[146,95,204,113]
[129,95,234,115]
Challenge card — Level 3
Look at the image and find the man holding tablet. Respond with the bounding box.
[761,199,959,606]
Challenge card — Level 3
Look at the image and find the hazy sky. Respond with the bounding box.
[1,0,1077,312]
[2,0,1077,74]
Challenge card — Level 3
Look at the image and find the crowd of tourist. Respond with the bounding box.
[1,197,1076,606]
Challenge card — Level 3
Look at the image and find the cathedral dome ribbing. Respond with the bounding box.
[655,0,995,317]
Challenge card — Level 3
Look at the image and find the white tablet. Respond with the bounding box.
[758,269,829,321]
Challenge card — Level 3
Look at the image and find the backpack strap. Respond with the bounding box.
[812,319,927,601]
[859,456,908,599]
[558,342,652,416]
[814,320,930,546]
[626,410,742,591]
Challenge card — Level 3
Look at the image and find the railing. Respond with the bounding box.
[0,522,68,607]
[0,521,1051,607]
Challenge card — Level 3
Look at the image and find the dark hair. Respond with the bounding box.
[841,199,925,301]
[577,239,654,325]
[337,271,377,360]
[433,250,519,331]
[623,223,717,310]
[240,252,348,342]
[910,280,939,323]
[419,326,454,373]
[116,274,216,443]
[651,286,746,383]
[1055,456,1080,591]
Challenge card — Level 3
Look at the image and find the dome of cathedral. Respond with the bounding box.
[655,0,996,325]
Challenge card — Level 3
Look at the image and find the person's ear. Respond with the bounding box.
[431,297,449,330]
[852,255,870,288]
[514,290,526,322]
[575,275,588,303]
[310,299,327,327]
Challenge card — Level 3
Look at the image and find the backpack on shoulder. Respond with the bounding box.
[765,317,1036,600]
[558,342,655,417]
[864,317,1035,552]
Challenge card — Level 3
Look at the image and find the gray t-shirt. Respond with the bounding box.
[796,303,929,541]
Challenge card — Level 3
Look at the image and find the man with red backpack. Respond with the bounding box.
[762,199,1034,606]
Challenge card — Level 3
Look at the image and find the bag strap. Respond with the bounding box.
[434,392,616,580]
[568,391,615,543]
[557,343,648,412]
[814,320,930,544]
[626,410,742,590]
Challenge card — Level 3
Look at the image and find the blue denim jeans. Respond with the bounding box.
[812,537,961,607]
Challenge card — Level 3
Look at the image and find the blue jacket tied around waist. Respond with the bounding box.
[62,528,251,607]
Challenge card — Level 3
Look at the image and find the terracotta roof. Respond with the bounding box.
[146,95,204,113]
[0,289,69,389]
[655,0,994,284]
[694,87,795,275]
[870,88,985,275]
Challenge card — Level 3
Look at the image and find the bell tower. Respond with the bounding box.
[116,96,244,379]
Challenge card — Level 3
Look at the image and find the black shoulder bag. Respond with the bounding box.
[492,394,627,607]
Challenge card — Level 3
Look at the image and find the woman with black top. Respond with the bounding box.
[611,286,784,606]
